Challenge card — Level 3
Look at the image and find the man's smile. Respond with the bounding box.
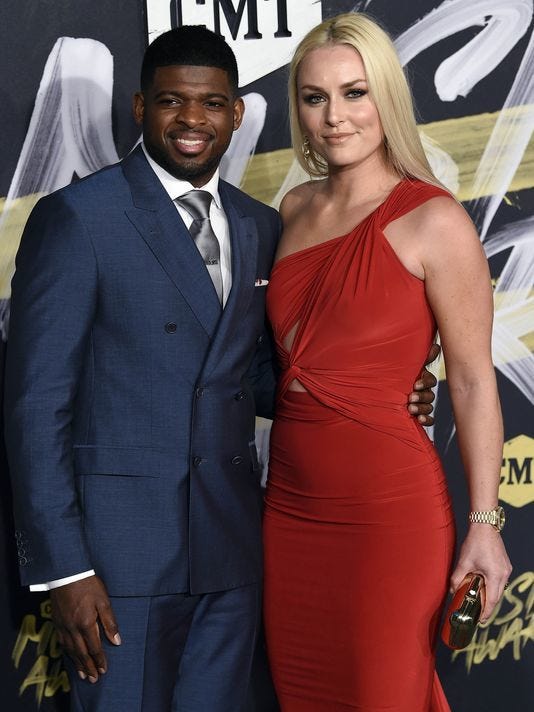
[168,130,214,155]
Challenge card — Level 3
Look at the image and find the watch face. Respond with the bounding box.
[496,506,506,530]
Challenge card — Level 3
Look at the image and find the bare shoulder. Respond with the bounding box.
[409,195,477,241]
[392,193,481,254]
[279,181,320,224]
[412,196,488,282]
[383,191,485,280]
[274,181,325,262]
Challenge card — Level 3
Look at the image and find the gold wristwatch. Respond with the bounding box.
[468,505,505,532]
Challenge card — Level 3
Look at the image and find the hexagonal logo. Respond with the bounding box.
[499,434,534,508]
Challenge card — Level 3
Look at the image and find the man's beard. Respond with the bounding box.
[147,143,227,184]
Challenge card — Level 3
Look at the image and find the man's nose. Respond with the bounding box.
[176,101,206,126]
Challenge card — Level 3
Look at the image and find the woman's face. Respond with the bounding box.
[297,43,385,173]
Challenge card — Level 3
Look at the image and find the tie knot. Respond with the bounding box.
[176,190,213,221]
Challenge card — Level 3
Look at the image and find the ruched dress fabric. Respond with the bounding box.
[263,180,455,711]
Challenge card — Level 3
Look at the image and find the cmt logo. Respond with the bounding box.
[499,435,534,508]
[170,0,292,39]
[146,1,322,86]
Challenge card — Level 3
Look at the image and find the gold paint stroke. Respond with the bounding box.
[0,193,42,297]
[12,599,70,704]
[450,570,534,672]
[241,106,534,205]
[1,108,533,298]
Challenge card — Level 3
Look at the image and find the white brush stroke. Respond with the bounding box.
[0,37,119,337]
[221,93,267,186]
[392,0,534,441]
[471,32,534,240]
[420,131,460,194]
[395,0,533,101]
[0,36,268,338]
[486,218,534,402]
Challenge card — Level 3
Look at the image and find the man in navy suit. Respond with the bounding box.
[4,25,437,712]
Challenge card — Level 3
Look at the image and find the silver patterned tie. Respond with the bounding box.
[176,190,223,304]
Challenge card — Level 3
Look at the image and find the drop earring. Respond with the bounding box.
[302,136,311,160]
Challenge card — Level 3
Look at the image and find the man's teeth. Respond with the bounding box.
[177,137,204,146]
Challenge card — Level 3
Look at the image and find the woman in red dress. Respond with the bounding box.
[263,13,512,711]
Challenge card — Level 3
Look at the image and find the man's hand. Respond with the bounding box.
[408,343,441,426]
[50,575,121,683]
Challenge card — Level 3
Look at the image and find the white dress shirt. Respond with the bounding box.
[30,144,233,591]
[143,144,232,305]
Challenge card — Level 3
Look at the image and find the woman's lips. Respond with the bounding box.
[322,133,354,143]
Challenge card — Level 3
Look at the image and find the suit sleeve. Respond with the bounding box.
[247,321,278,420]
[246,208,282,420]
[4,193,98,585]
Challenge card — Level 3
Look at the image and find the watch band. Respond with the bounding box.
[469,511,496,525]
[468,506,505,531]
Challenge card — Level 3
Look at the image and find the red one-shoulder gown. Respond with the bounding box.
[264,179,455,711]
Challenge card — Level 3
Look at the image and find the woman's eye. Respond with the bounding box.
[303,94,324,105]
[347,89,366,99]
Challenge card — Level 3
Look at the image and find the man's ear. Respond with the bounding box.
[133,92,144,126]
[233,97,245,131]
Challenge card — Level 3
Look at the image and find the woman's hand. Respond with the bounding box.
[449,525,512,622]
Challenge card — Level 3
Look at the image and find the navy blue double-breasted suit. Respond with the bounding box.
[4,145,280,708]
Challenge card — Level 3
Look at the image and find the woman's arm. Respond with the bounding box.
[421,196,512,621]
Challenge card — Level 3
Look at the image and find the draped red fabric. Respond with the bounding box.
[264,180,455,710]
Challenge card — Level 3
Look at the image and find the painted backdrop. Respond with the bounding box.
[1,1,532,710]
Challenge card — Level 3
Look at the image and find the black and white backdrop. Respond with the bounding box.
[1,1,533,710]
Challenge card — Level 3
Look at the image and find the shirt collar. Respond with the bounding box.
[141,143,222,209]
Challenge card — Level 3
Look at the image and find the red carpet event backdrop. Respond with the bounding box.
[1,1,532,710]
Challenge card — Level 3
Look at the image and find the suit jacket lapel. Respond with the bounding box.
[121,146,221,337]
[202,182,259,377]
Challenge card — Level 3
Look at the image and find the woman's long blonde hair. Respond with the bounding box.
[289,12,443,188]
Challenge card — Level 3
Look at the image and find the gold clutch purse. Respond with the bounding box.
[441,573,485,650]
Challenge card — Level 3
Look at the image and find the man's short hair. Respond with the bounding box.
[141,26,239,95]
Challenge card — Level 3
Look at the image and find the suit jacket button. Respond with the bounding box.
[234,391,246,401]
[165,322,177,333]
[256,335,264,345]
[196,387,204,398]
[192,456,203,467]
[231,455,243,465]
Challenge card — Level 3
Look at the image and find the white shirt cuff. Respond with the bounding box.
[29,569,96,591]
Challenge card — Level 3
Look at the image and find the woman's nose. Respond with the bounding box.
[325,98,343,127]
